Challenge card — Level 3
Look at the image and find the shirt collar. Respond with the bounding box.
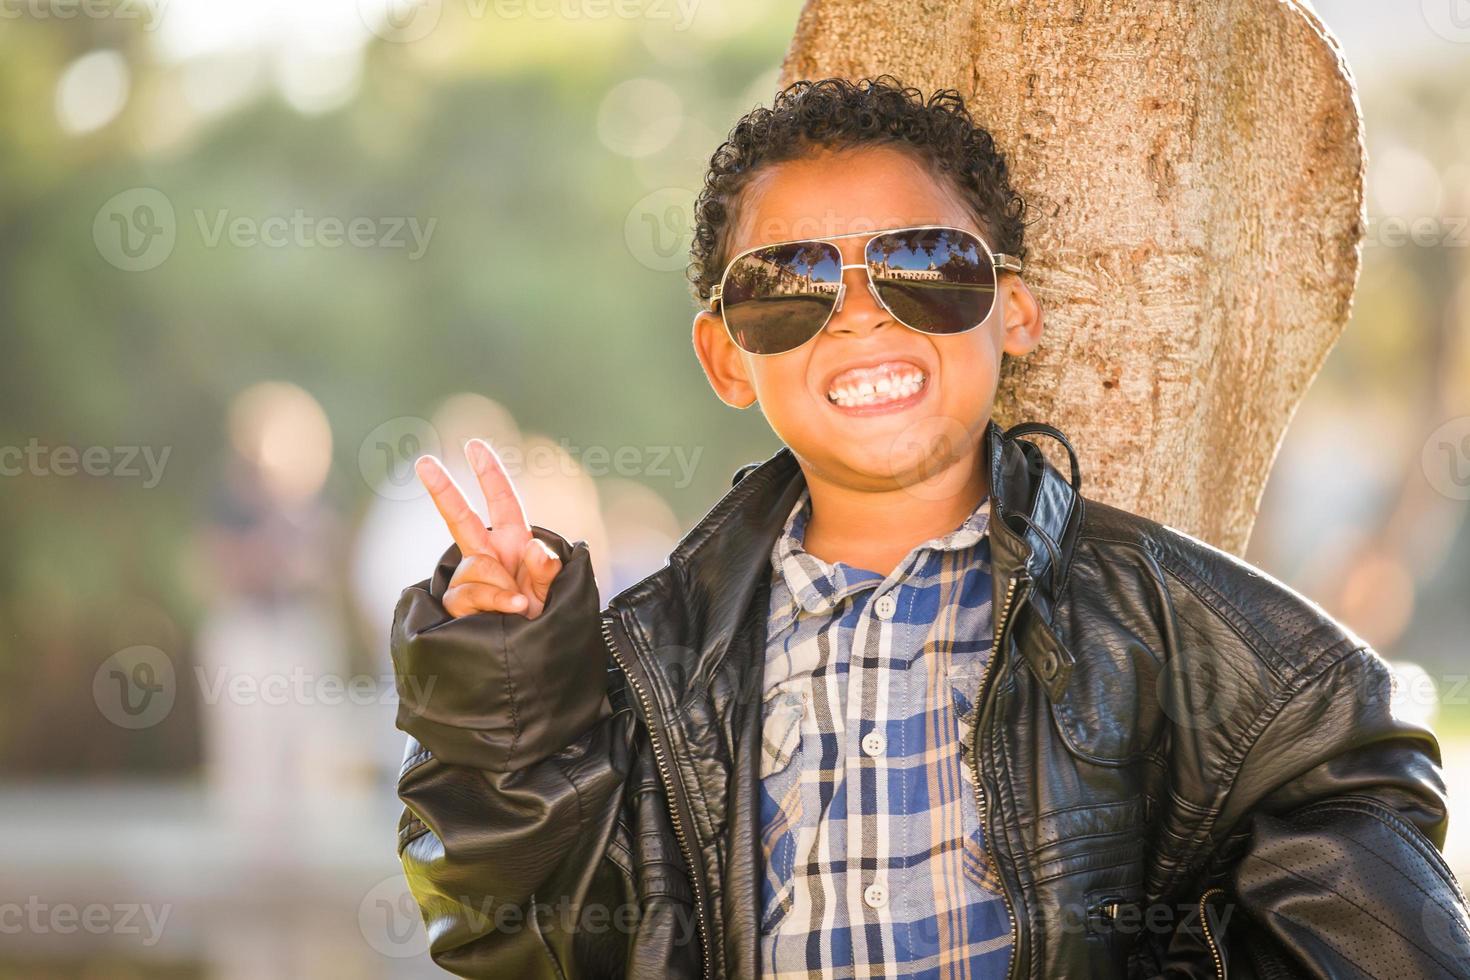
[770,487,992,617]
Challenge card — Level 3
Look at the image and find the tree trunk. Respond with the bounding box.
[780,0,1365,556]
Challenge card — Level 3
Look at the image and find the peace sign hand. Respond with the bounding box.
[415,439,563,620]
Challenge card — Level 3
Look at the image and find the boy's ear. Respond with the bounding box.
[999,274,1044,358]
[692,310,758,409]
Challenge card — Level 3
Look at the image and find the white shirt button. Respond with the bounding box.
[873,593,897,620]
[861,730,886,757]
[863,882,889,909]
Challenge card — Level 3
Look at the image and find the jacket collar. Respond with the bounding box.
[606,416,1082,658]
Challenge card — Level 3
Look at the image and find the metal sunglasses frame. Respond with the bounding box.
[707,223,1024,355]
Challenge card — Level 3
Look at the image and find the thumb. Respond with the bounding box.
[517,536,563,615]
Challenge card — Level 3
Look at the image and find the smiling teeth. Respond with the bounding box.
[827,366,926,407]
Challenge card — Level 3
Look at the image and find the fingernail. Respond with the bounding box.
[465,440,487,471]
[415,456,439,484]
[509,594,528,610]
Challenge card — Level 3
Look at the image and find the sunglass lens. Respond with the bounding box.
[866,228,996,335]
[721,241,843,355]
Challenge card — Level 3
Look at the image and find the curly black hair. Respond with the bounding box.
[687,75,1028,308]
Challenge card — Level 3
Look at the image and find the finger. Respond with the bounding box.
[465,439,532,571]
[447,552,520,595]
[417,455,492,557]
[516,537,563,619]
[443,582,529,619]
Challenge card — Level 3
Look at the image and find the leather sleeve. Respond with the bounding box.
[392,526,613,773]
[1180,645,1470,978]
[391,526,637,978]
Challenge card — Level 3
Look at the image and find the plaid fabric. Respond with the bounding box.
[758,486,1012,979]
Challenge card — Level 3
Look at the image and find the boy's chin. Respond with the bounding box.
[802,440,985,502]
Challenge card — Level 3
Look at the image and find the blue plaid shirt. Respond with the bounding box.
[759,486,1012,979]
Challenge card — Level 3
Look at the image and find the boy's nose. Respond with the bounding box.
[827,260,893,338]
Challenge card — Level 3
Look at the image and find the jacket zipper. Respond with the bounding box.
[968,567,1033,980]
[600,615,714,980]
[1198,886,1224,979]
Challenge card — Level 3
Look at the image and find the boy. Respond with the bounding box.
[392,77,1470,978]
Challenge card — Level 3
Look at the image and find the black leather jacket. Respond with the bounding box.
[392,418,1470,978]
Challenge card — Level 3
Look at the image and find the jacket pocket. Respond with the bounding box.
[1046,636,1159,767]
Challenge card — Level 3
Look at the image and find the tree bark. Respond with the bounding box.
[780,0,1365,556]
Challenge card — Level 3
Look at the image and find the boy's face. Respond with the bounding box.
[692,144,1044,495]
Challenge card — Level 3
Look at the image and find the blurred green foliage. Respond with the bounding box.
[0,7,793,773]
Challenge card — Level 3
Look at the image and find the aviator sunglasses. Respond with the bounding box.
[708,224,1022,356]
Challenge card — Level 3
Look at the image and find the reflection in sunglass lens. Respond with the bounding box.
[866,228,995,335]
[720,241,843,355]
